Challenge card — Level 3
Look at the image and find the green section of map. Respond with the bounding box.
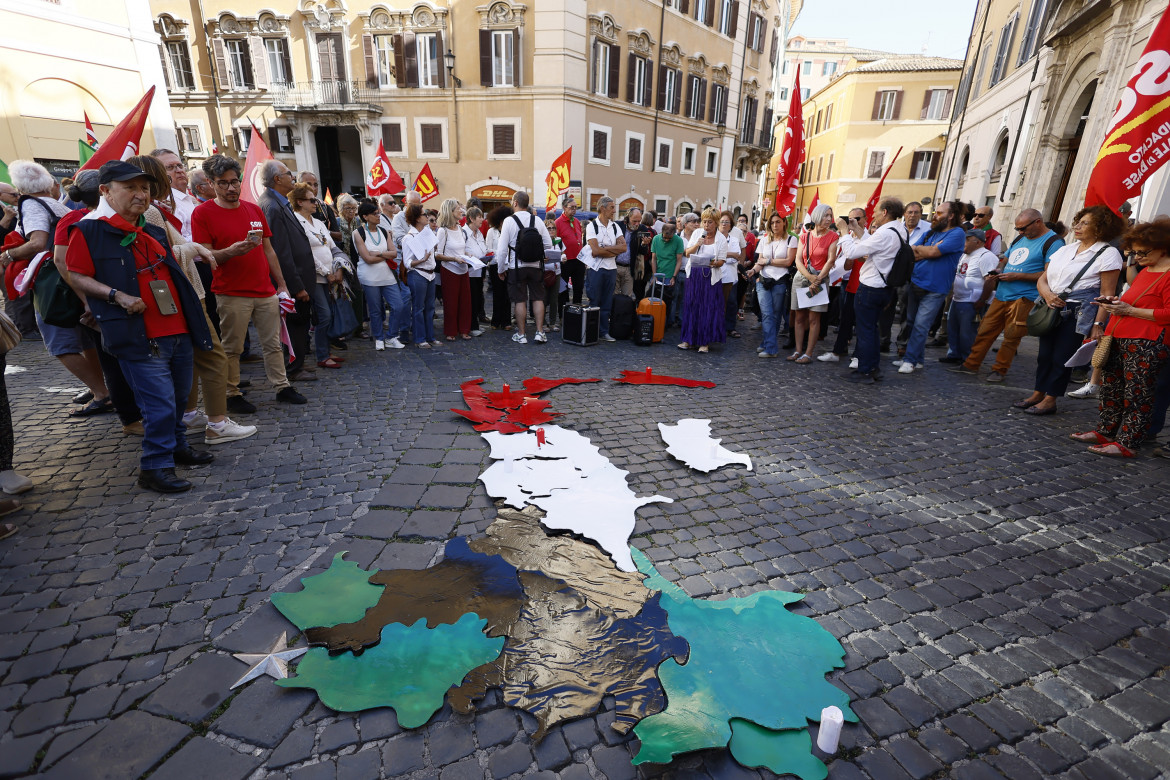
[271,552,385,631]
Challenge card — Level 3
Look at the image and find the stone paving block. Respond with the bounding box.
[475,707,520,748]
[350,509,408,539]
[268,726,316,769]
[289,760,335,780]
[430,720,476,765]
[370,482,426,508]
[886,737,943,780]
[489,742,533,777]
[12,697,72,736]
[856,748,914,780]
[533,730,571,771]
[942,713,1000,752]
[39,723,103,771]
[399,509,459,539]
[152,736,262,780]
[215,602,294,654]
[591,745,637,780]
[359,707,401,742]
[915,727,968,765]
[440,756,483,780]
[337,747,383,780]
[852,698,912,738]
[213,676,316,748]
[42,710,189,780]
[382,733,427,774]
[141,653,246,723]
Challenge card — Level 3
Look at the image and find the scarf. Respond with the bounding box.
[100,213,167,260]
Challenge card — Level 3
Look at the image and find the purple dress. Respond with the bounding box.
[681,237,727,347]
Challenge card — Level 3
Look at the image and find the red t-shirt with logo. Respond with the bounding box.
[191,199,275,297]
[65,229,189,339]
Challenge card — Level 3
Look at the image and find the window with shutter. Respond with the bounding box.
[492,124,515,156]
[158,45,172,90]
[706,149,718,175]
[421,123,443,154]
[866,150,885,178]
[874,90,897,121]
[989,15,1017,86]
[265,39,291,86]
[683,146,695,172]
[383,123,403,153]
[607,44,620,99]
[631,55,647,105]
[374,35,394,88]
[973,43,992,99]
[592,40,610,95]
[827,153,834,180]
[1018,0,1048,65]
[417,33,440,87]
[225,39,253,89]
[592,129,608,161]
[166,42,195,89]
[628,137,641,166]
[657,142,670,171]
[491,30,515,87]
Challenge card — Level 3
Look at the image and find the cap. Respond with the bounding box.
[98,161,149,185]
[965,228,986,241]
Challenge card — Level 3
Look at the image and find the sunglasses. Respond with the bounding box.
[1015,218,1041,232]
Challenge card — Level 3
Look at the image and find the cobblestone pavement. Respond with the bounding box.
[1,313,1168,780]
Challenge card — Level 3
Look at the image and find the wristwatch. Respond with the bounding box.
[107,288,118,304]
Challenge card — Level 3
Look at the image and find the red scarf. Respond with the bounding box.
[99,213,167,261]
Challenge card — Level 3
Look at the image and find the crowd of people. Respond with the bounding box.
[0,154,1165,535]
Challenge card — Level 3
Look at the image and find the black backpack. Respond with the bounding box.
[875,227,916,288]
[511,210,545,267]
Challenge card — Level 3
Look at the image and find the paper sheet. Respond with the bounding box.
[795,283,829,309]
[828,260,846,286]
[1065,339,1098,368]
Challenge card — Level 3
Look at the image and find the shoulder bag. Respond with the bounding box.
[1026,246,1108,337]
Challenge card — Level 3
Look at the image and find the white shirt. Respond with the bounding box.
[952,247,999,303]
[296,213,337,283]
[836,229,870,281]
[464,226,488,277]
[404,225,438,281]
[685,229,728,272]
[1044,241,1124,295]
[845,220,909,289]
[495,210,553,272]
[172,188,199,242]
[757,235,795,280]
[585,217,623,271]
[353,225,397,286]
[722,227,745,283]
[437,225,470,275]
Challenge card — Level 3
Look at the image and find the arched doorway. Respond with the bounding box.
[675,201,693,217]
[955,147,970,196]
[470,183,518,215]
[1051,80,1096,220]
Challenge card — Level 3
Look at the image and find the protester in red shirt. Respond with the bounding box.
[555,197,586,304]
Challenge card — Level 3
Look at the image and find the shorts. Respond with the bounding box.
[791,277,828,313]
[35,312,96,356]
[507,266,544,304]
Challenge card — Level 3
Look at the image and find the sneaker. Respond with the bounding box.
[122,421,145,436]
[512,332,528,344]
[470,329,484,337]
[226,395,257,414]
[602,334,617,342]
[276,387,307,404]
[817,353,840,363]
[848,357,859,370]
[938,356,962,364]
[1068,382,1100,399]
[948,365,977,375]
[985,371,1006,383]
[898,362,915,374]
[375,339,385,351]
[892,359,906,367]
[534,331,548,344]
[758,352,778,359]
[430,339,443,347]
[183,409,207,429]
[416,342,431,349]
[386,338,406,349]
[205,417,258,445]
[0,470,33,495]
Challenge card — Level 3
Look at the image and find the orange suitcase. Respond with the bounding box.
[637,275,667,343]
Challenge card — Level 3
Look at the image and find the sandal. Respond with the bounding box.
[677,342,690,350]
[786,352,801,362]
[69,397,114,418]
[461,334,472,340]
[1088,442,1135,457]
[1012,398,1040,409]
[446,336,456,342]
[1023,405,1056,416]
[0,522,15,541]
[72,389,94,405]
[794,354,812,364]
[1070,431,1111,444]
[316,359,343,369]
[729,331,741,338]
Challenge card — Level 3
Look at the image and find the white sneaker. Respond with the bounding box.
[375,339,385,351]
[0,470,33,495]
[817,353,840,363]
[470,329,484,337]
[602,334,617,342]
[534,331,548,344]
[183,409,207,429]
[386,338,406,350]
[892,359,906,367]
[204,417,258,446]
[512,332,528,344]
[898,362,916,374]
[1068,382,1100,399]
[849,357,859,369]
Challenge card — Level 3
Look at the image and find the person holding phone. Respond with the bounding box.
[790,204,837,363]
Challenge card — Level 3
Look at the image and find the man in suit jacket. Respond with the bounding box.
[258,160,316,379]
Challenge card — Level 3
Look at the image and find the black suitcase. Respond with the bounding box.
[609,294,636,340]
[562,305,600,346]
[633,314,654,346]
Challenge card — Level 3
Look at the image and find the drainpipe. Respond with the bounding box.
[445,0,460,163]
[937,0,989,204]
[998,47,1043,204]
[651,1,667,161]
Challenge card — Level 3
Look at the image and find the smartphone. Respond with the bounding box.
[1093,296,1112,304]
[986,270,999,276]
[247,229,263,242]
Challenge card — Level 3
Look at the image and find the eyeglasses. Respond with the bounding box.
[214,179,242,189]
[1131,249,1153,258]
[1015,218,1041,232]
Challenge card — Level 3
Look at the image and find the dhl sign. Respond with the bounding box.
[471,186,516,200]
[545,147,572,210]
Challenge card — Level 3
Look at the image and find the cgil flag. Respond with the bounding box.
[84,112,99,149]
[544,146,572,210]
[241,124,274,205]
[414,162,438,203]
[324,188,334,207]
[864,146,902,225]
[800,189,820,230]
[1085,5,1170,213]
[366,140,405,196]
[78,87,155,172]
[774,70,806,217]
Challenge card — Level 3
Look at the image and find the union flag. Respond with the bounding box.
[366,140,405,196]
[414,162,438,203]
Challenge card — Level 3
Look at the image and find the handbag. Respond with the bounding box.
[1090,335,1113,370]
[543,269,558,288]
[0,310,21,354]
[32,258,84,328]
[1026,246,1109,337]
[327,285,360,340]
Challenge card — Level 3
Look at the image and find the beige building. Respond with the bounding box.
[774,36,889,116]
[785,54,962,218]
[148,0,800,218]
[0,0,177,178]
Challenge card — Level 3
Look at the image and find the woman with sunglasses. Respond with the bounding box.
[1071,218,1170,457]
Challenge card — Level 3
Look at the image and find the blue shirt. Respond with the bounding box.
[997,230,1064,301]
[910,227,966,294]
[267,188,290,209]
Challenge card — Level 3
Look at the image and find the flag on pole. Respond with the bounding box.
[800,188,820,231]
[84,113,100,149]
[78,140,95,166]
[78,87,155,172]
[210,139,220,155]
[774,71,805,217]
[241,124,274,205]
[864,146,903,224]
[366,140,405,196]
[544,146,572,210]
[324,188,334,207]
[0,159,9,185]
[414,163,438,203]
[1085,6,1170,213]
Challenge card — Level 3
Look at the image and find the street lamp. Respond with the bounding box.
[444,49,461,88]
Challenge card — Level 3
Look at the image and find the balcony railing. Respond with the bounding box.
[269,81,384,113]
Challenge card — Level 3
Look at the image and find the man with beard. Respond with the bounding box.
[894,200,965,374]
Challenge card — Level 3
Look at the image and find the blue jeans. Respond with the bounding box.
[363,283,406,342]
[948,301,978,362]
[854,284,893,375]
[756,279,787,354]
[407,271,437,343]
[396,278,413,338]
[586,267,617,338]
[118,334,194,470]
[903,286,947,366]
[310,282,334,362]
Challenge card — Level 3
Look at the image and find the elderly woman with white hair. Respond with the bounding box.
[434,198,474,340]
[0,160,114,417]
[789,203,837,363]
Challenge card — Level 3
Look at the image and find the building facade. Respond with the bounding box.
[0,0,177,177]
[148,0,800,218]
[791,55,962,218]
[773,36,889,116]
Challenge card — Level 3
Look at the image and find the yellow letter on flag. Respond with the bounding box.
[545,147,572,210]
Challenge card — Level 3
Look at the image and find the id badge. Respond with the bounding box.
[148,280,178,316]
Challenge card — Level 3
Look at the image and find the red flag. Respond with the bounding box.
[774,71,805,217]
[1086,7,1170,213]
[84,113,99,149]
[241,124,273,205]
[324,188,334,207]
[414,162,438,203]
[801,189,820,229]
[366,140,405,196]
[545,146,572,210]
[79,87,155,171]
[864,147,902,224]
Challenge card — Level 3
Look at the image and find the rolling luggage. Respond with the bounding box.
[636,274,667,343]
[633,314,655,346]
[562,304,600,346]
[610,294,636,340]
